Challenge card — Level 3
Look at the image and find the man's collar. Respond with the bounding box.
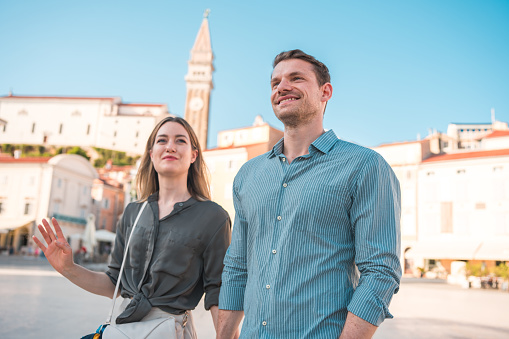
[268,129,338,158]
[268,137,285,158]
[311,129,339,154]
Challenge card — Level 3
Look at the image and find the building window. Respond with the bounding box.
[2,124,5,132]
[83,186,87,195]
[426,171,435,176]
[114,131,117,137]
[475,202,486,210]
[57,178,62,188]
[24,203,31,215]
[0,202,3,214]
[102,218,106,229]
[440,202,453,233]
[87,124,91,135]
[103,198,110,209]
[136,131,139,138]
[59,124,63,134]
[457,169,466,174]
[53,202,60,214]
[493,166,503,172]
[32,123,36,133]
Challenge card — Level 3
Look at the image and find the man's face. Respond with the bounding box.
[270,59,326,128]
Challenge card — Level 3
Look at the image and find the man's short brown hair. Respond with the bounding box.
[273,49,331,86]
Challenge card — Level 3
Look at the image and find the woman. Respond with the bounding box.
[33,116,231,338]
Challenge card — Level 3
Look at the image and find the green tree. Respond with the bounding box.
[67,146,90,160]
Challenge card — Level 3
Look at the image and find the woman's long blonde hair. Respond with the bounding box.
[136,116,210,202]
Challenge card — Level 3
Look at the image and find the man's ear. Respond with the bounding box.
[321,83,333,102]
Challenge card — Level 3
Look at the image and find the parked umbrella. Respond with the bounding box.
[82,214,97,259]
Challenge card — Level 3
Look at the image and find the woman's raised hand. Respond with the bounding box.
[32,218,74,274]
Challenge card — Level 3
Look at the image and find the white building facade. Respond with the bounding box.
[0,154,97,253]
[373,121,509,275]
[0,95,170,155]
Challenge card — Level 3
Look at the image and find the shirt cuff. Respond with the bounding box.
[347,283,393,326]
[218,285,245,311]
[204,287,220,310]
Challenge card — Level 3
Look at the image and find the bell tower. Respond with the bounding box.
[185,10,214,149]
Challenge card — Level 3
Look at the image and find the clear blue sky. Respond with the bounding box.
[1,0,508,148]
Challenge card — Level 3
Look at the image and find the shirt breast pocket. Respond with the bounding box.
[126,226,149,272]
[152,232,202,278]
[296,183,351,236]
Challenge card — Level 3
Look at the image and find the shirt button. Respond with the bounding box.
[262,321,267,326]
[266,284,270,289]
[282,183,288,187]
[282,158,286,162]
[178,203,183,207]
[277,216,282,221]
[272,249,277,254]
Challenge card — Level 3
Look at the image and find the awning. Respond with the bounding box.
[95,230,116,242]
[406,240,481,260]
[0,218,35,233]
[474,240,509,261]
[69,229,116,243]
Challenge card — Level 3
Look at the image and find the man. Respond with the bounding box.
[217,49,401,338]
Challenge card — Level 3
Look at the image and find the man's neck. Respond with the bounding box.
[282,123,325,164]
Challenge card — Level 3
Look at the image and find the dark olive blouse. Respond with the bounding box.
[105,192,231,324]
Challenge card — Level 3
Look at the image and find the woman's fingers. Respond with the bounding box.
[42,218,57,242]
[32,235,47,252]
[38,223,53,246]
[52,218,66,242]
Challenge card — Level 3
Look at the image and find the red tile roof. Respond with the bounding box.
[423,149,509,163]
[483,130,509,139]
[0,157,51,163]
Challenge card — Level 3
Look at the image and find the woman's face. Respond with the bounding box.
[150,122,198,179]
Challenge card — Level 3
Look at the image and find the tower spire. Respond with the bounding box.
[184,12,214,149]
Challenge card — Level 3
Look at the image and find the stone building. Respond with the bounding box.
[0,154,97,253]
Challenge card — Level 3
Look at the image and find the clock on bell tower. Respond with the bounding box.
[184,10,214,149]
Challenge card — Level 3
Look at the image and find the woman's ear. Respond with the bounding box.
[191,149,198,164]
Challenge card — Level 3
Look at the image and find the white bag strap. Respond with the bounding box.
[105,200,148,324]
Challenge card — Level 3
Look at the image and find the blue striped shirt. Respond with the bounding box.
[219,130,401,338]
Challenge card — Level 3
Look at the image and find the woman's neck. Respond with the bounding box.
[157,175,191,204]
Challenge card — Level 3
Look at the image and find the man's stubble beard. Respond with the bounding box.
[274,103,321,129]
